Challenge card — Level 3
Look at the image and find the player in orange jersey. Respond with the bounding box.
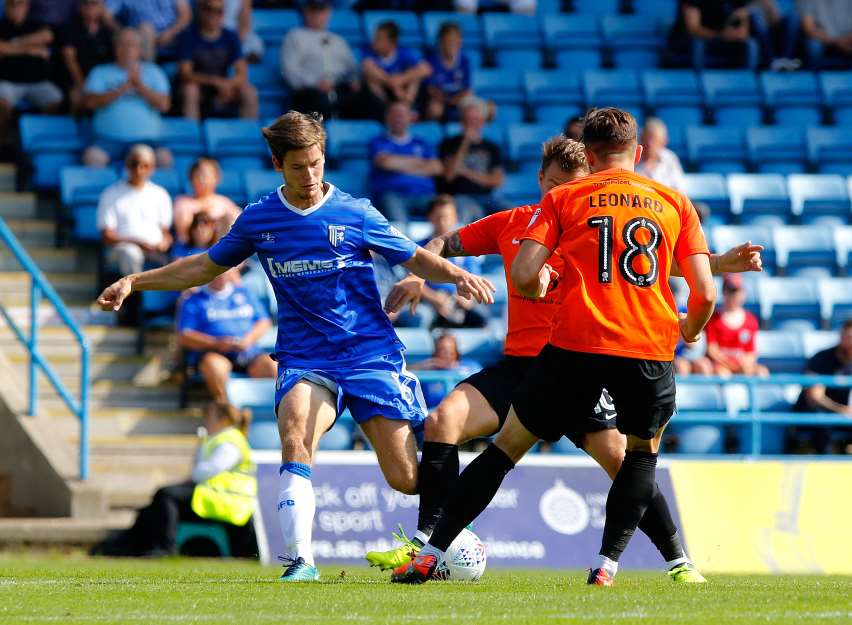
[384,131,758,583]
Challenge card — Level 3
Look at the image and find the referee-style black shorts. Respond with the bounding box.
[512,345,676,443]
[458,354,618,448]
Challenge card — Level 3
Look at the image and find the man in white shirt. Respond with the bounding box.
[97,143,173,276]
[636,117,686,192]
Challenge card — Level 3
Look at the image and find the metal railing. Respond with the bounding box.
[0,217,89,479]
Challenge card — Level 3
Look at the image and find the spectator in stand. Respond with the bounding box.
[105,0,190,61]
[28,0,77,28]
[177,267,277,402]
[564,115,583,141]
[636,117,686,192]
[223,0,262,62]
[666,0,761,68]
[176,0,257,120]
[437,96,505,222]
[798,0,852,67]
[60,0,116,114]
[173,157,240,243]
[423,21,471,122]
[82,27,172,168]
[704,274,769,378]
[97,144,173,276]
[280,0,358,120]
[369,100,442,223]
[0,0,63,143]
[361,19,430,117]
[454,0,535,13]
[171,211,217,259]
[674,334,714,376]
[411,332,480,372]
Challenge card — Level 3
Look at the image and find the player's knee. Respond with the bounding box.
[385,466,418,495]
[424,405,461,443]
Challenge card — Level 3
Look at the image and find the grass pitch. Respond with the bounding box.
[1,555,850,625]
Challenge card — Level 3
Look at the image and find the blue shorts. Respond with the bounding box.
[274,350,427,431]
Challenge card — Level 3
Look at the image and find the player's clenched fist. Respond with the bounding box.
[455,272,496,305]
[96,276,133,311]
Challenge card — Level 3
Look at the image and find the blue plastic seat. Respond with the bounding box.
[641,69,702,110]
[204,119,266,159]
[248,421,280,450]
[686,126,747,173]
[727,174,791,223]
[158,118,204,156]
[150,169,181,196]
[329,9,364,48]
[247,64,287,119]
[422,12,481,48]
[226,378,276,422]
[761,71,823,126]
[244,170,282,204]
[745,127,806,175]
[756,330,806,372]
[773,225,837,276]
[787,174,851,224]
[507,124,554,168]
[318,419,354,451]
[820,71,852,125]
[500,171,540,207]
[449,328,502,364]
[410,121,443,147]
[190,169,244,205]
[818,277,852,328]
[630,0,679,19]
[483,14,542,67]
[710,224,776,271]
[570,0,621,16]
[60,166,118,207]
[253,9,300,47]
[137,290,180,353]
[583,69,643,112]
[835,225,852,273]
[20,115,84,189]
[541,15,603,68]
[603,16,664,68]
[394,328,433,361]
[701,70,763,127]
[363,11,424,49]
[675,383,725,412]
[525,70,584,124]
[681,173,730,217]
[325,169,367,198]
[807,127,852,174]
[803,329,841,358]
[472,68,524,107]
[758,277,821,330]
[325,119,382,163]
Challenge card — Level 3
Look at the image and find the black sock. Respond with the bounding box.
[416,441,459,536]
[599,450,658,561]
[429,444,514,552]
[637,483,686,563]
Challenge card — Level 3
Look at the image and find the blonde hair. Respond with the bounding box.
[261,111,326,163]
[540,135,588,174]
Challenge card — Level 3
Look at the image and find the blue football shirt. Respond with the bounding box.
[368,133,436,196]
[177,283,267,340]
[207,184,418,367]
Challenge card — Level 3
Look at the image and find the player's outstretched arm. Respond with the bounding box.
[96,252,229,312]
[678,253,717,344]
[401,247,495,305]
[671,241,764,277]
[510,240,553,298]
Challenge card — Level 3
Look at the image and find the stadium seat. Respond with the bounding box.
[807,127,852,174]
[226,378,275,422]
[524,71,584,125]
[671,425,724,454]
[758,277,821,330]
[676,383,725,412]
[325,119,382,163]
[686,126,747,173]
[541,15,602,57]
[602,16,664,69]
[150,169,181,197]
[472,68,524,107]
[500,171,540,207]
[835,225,852,272]
[363,11,424,49]
[253,9,300,47]
[669,381,725,455]
[483,14,542,68]
[158,118,204,156]
[248,421,280,451]
[247,63,287,120]
[630,0,679,19]
[60,166,117,207]
[410,121,443,147]
[820,71,852,125]
[773,225,837,276]
[175,522,230,557]
[192,169,244,205]
[422,12,481,49]
[583,70,643,110]
[329,9,365,48]
[20,115,84,188]
[507,124,553,168]
[394,328,433,361]
[746,127,807,175]
[570,0,620,16]
[802,329,840,357]
[244,170,282,204]
[787,174,851,224]
[641,70,703,118]
[449,328,502,365]
[761,71,823,127]
[318,419,354,451]
[325,169,367,198]
[710,224,776,271]
[817,277,852,328]
[682,173,731,219]
[756,330,806,372]
[700,70,763,127]
[727,174,791,223]
[136,290,180,354]
[204,119,267,159]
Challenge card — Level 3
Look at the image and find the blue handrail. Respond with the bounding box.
[0,217,89,479]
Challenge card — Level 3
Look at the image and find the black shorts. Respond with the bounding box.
[459,354,618,448]
[513,345,676,443]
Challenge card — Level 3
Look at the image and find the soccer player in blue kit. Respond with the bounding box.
[96,111,496,581]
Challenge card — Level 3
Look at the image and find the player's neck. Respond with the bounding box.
[282,182,328,210]
[590,160,634,174]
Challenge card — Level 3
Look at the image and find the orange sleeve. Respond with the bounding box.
[674,195,710,263]
[457,210,509,256]
[521,191,561,251]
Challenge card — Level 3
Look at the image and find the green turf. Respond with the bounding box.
[1,555,850,625]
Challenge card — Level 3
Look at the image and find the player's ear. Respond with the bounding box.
[584,148,596,168]
[633,144,643,166]
[271,154,283,171]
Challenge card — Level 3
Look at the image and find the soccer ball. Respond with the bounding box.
[434,528,487,581]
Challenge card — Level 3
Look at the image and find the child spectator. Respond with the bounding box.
[176,0,257,120]
[173,157,240,243]
[423,21,471,122]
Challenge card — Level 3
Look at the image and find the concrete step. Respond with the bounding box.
[0,511,135,545]
[0,164,16,193]
[0,192,38,219]
[0,271,96,302]
[8,352,156,383]
[3,218,55,248]
[0,247,95,274]
[0,324,170,355]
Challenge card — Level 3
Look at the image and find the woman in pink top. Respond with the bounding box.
[173,157,240,243]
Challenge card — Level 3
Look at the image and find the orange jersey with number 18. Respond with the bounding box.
[521,167,710,361]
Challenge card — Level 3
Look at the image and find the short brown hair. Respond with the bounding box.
[376,20,399,43]
[438,21,461,40]
[427,194,456,215]
[842,319,852,332]
[540,135,588,174]
[261,111,326,162]
[581,107,638,155]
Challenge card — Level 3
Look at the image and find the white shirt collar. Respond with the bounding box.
[277,182,335,216]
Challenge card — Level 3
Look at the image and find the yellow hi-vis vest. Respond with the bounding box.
[191,427,257,526]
